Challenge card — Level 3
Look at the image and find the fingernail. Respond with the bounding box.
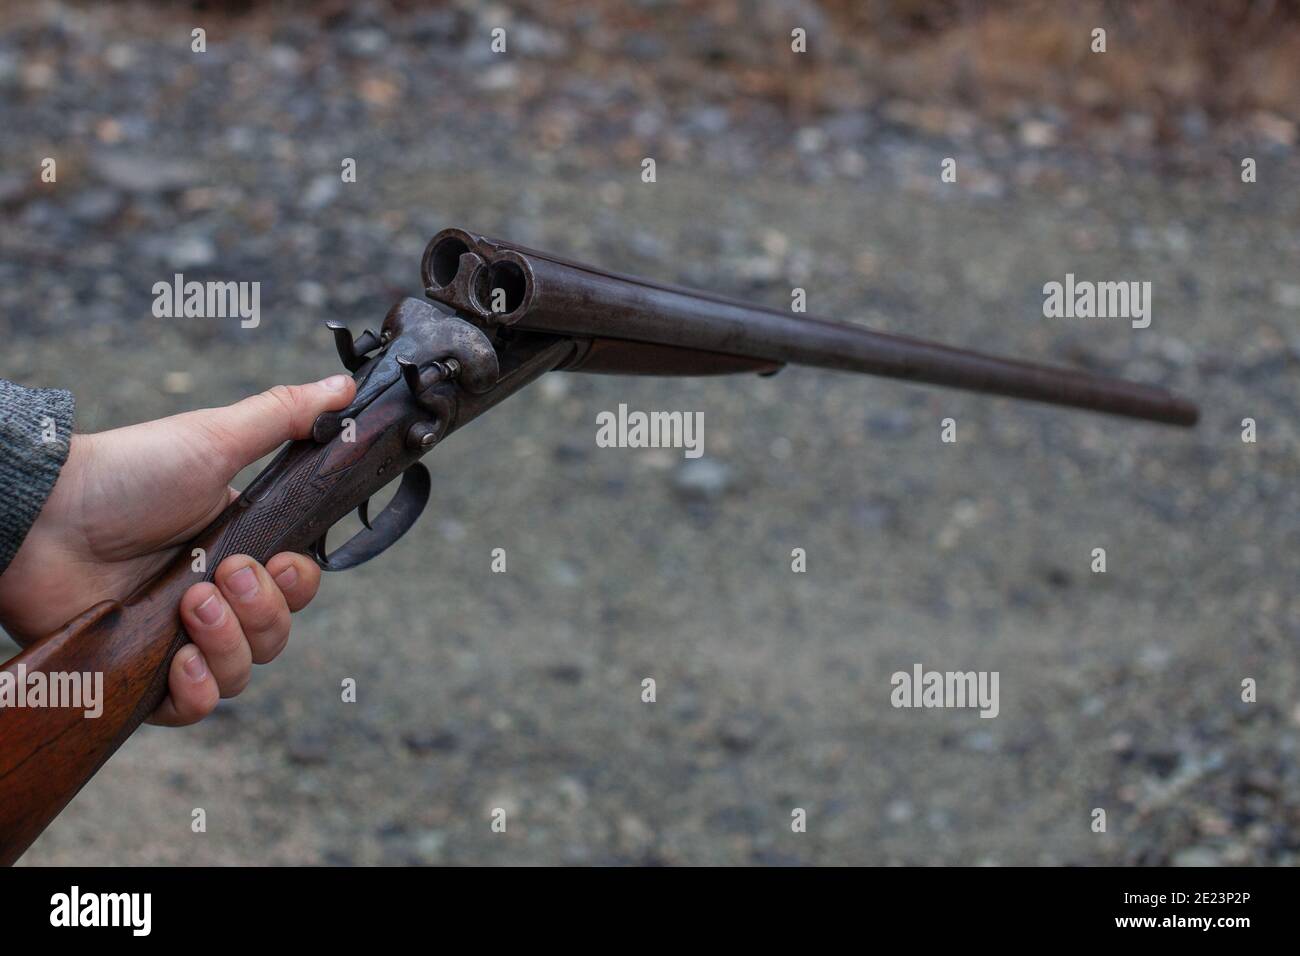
[194,593,225,626]
[228,566,259,599]
[318,374,351,392]
[183,651,209,683]
[274,565,298,590]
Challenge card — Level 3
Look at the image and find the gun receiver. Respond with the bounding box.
[0,226,1198,865]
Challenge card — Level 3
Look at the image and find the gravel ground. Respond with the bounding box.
[2,2,1299,865]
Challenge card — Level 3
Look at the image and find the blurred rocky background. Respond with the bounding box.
[1,0,1297,864]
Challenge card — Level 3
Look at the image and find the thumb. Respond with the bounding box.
[201,374,356,473]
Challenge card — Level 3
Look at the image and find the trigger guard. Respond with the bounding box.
[313,462,432,571]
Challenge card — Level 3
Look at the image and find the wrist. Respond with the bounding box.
[0,383,75,576]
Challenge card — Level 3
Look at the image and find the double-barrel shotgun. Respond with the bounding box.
[0,227,1197,863]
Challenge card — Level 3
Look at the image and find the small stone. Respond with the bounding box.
[485,792,520,819]
[549,561,581,587]
[1018,120,1058,149]
[673,459,733,499]
[1172,846,1221,867]
[759,228,790,259]
[1251,111,1296,146]
[687,107,729,135]
[412,828,445,859]
[180,188,218,212]
[267,45,301,72]
[622,34,665,61]
[1180,109,1209,141]
[886,799,914,823]
[1153,336,1196,367]
[734,255,782,282]
[302,174,341,210]
[513,24,568,58]
[104,44,136,70]
[438,518,466,542]
[92,151,203,193]
[618,814,653,848]
[164,236,216,269]
[641,449,676,471]
[553,441,587,463]
[1163,224,1191,254]
[707,804,761,835]
[476,63,518,91]
[1044,566,1071,589]
[286,732,330,766]
[226,127,256,153]
[0,173,28,204]
[345,29,390,57]
[1219,842,1252,866]
[401,731,458,754]
[20,61,54,91]
[598,182,624,206]
[718,714,762,753]
[1272,283,1300,309]
[868,409,912,437]
[538,376,569,401]
[296,281,327,307]
[852,499,897,531]
[795,127,828,155]
[824,111,872,143]
[544,663,583,684]
[162,371,193,394]
[1123,113,1155,145]
[1138,644,1171,672]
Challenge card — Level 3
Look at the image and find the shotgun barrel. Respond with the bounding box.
[422,228,1198,427]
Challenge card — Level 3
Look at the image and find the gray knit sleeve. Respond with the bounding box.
[0,379,75,575]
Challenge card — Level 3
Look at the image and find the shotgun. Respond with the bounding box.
[0,227,1197,864]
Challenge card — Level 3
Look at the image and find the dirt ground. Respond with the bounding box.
[2,2,1298,865]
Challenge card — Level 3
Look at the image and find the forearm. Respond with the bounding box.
[0,378,74,575]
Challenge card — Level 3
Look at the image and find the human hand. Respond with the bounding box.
[0,375,357,725]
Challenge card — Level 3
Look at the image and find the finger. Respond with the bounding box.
[215,555,292,666]
[199,375,356,473]
[264,551,323,613]
[149,644,220,727]
[180,580,253,698]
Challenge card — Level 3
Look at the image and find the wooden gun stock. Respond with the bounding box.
[0,433,348,866]
[1,598,183,865]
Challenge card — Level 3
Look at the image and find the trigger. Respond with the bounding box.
[310,533,331,566]
[312,463,432,572]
